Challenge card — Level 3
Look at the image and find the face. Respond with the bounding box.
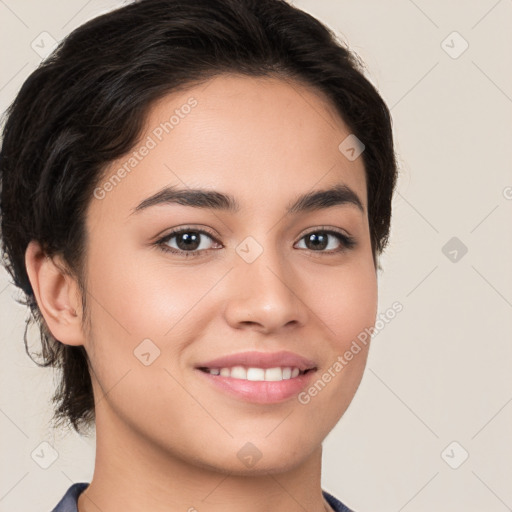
[82,74,377,474]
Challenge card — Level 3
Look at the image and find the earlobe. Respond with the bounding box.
[24,240,85,347]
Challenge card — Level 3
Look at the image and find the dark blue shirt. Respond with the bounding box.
[51,482,354,511]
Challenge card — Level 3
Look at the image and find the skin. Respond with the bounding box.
[25,74,378,512]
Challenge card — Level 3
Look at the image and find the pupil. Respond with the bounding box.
[178,232,200,250]
[307,233,327,250]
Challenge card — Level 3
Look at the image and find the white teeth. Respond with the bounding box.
[265,367,283,381]
[247,368,265,381]
[205,366,304,381]
[230,366,246,379]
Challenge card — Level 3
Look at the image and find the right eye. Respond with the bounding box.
[155,227,222,258]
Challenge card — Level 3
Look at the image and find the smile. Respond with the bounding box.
[198,366,312,381]
[194,351,318,404]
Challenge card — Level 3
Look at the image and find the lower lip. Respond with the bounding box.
[195,369,316,404]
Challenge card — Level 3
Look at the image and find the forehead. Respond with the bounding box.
[90,74,367,222]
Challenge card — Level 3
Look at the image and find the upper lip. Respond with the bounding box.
[195,350,318,371]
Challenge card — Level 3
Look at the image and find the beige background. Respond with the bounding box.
[1,1,511,511]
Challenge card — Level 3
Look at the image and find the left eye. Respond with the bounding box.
[296,230,352,252]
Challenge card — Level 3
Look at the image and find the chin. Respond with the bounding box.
[188,438,319,477]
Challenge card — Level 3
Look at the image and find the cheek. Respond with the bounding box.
[81,245,228,399]
[307,256,378,347]
[300,257,377,410]
[86,244,211,339]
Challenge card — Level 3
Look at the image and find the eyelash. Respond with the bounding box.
[154,226,357,258]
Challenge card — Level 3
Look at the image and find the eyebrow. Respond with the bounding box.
[130,183,364,216]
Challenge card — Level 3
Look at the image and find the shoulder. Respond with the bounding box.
[322,489,356,512]
[51,482,89,512]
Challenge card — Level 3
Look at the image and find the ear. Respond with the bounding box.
[25,240,86,346]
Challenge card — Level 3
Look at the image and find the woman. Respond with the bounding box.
[0,0,398,510]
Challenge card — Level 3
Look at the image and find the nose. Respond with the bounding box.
[223,244,309,334]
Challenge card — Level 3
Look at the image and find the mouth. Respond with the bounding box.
[194,351,318,404]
